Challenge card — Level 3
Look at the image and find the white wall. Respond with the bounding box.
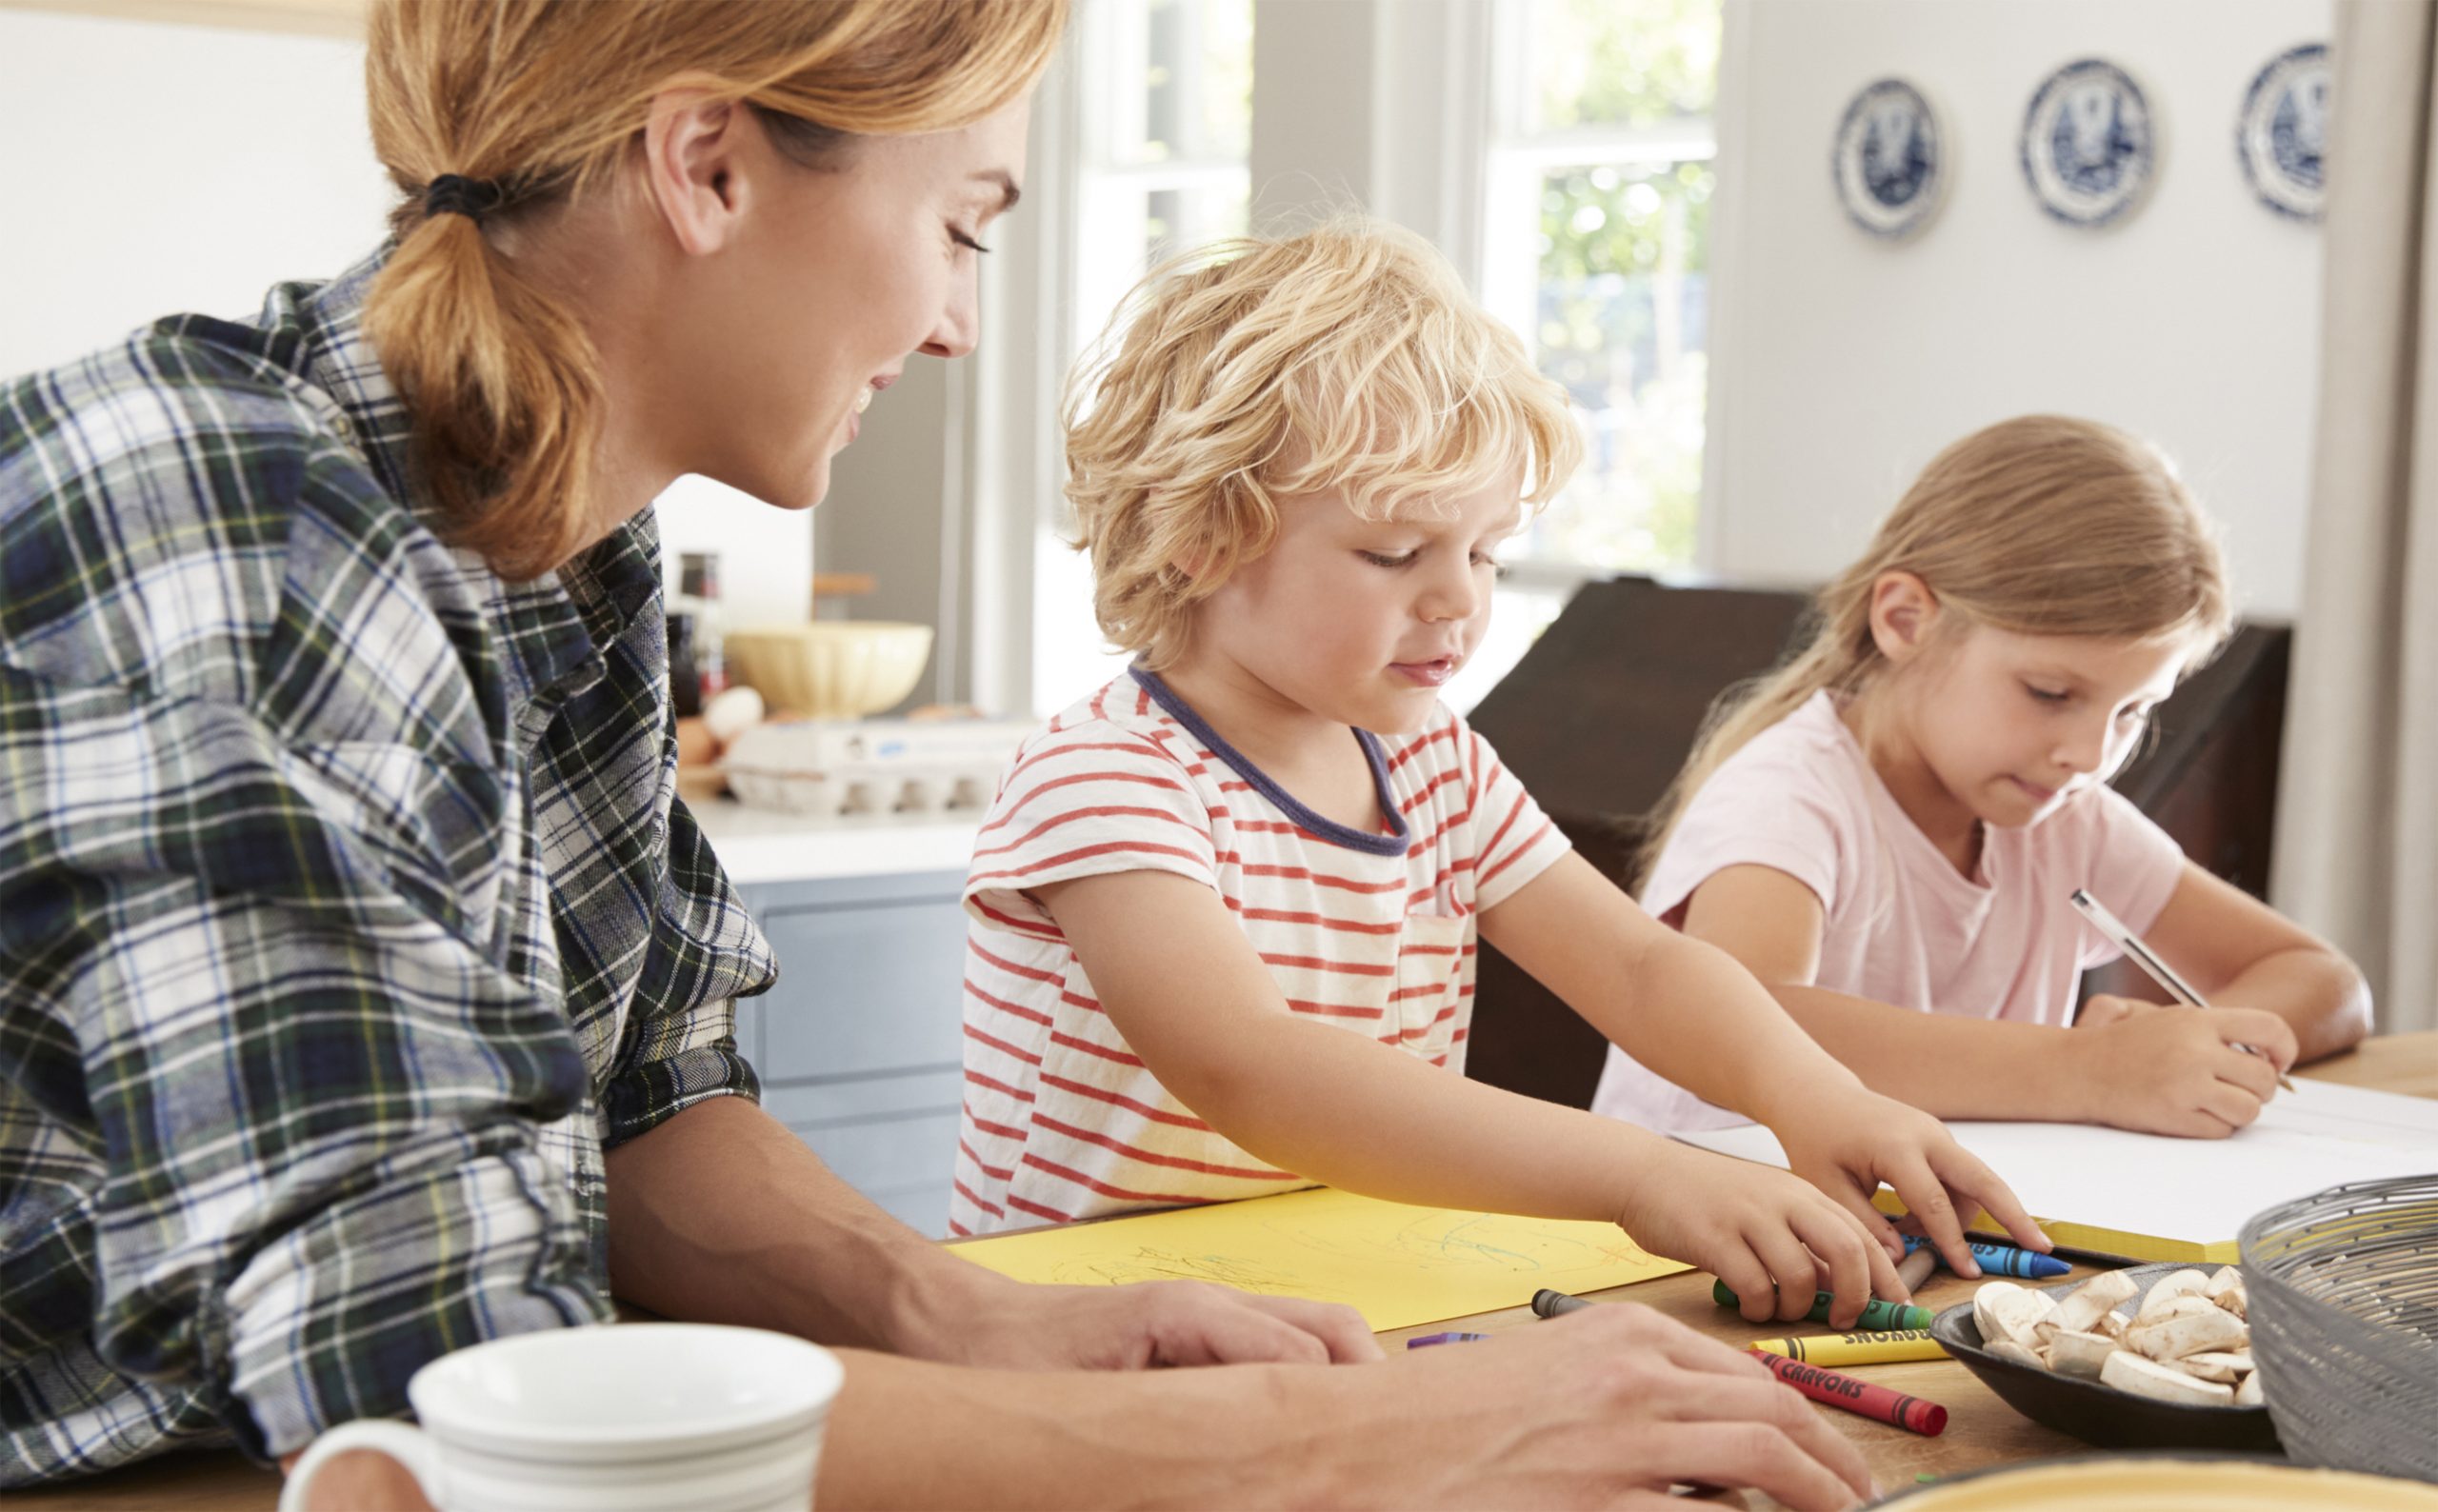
[0,6,390,375]
[1705,0,2328,618]
[0,5,812,628]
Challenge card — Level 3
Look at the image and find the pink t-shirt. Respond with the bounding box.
[1590,690,2188,1133]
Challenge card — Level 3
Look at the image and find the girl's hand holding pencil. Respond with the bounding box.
[2066,996,2300,1138]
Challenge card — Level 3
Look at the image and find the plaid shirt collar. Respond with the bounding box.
[272,249,654,717]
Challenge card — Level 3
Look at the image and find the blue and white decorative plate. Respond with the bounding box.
[2238,43,2328,222]
[1833,78,1944,239]
[2020,58,2155,229]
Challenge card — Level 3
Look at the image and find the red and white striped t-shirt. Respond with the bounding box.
[949,667,1571,1236]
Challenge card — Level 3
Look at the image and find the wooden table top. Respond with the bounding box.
[21,1029,2434,1511]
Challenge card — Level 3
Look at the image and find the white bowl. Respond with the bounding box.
[724,622,933,720]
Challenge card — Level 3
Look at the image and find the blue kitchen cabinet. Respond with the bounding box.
[729,868,970,1236]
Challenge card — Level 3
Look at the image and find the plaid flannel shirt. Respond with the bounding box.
[0,250,777,1482]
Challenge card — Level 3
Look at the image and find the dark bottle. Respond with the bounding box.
[673,551,729,706]
[668,609,702,718]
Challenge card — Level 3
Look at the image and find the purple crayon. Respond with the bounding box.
[1406,1331,1491,1348]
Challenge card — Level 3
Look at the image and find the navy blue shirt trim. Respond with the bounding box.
[1129,666,1410,857]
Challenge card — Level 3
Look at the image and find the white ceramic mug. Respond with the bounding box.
[278,1323,844,1512]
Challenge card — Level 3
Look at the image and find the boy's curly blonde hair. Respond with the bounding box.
[1062,218,1583,670]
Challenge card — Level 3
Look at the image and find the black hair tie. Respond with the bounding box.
[424,173,509,222]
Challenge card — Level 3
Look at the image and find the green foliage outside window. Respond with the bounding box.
[1516,0,1720,573]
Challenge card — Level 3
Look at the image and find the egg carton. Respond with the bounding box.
[721,717,1031,821]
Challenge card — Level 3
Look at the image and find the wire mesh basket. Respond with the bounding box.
[2240,1173,2438,1483]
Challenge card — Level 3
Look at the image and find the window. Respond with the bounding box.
[1030,0,1254,716]
[1449,0,1722,711]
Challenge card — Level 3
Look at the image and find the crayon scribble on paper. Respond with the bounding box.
[954,1187,1687,1329]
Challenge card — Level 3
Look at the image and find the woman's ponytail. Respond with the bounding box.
[365,193,602,580]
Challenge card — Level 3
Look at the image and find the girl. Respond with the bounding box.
[1592,415,2371,1138]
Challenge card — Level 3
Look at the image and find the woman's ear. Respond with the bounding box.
[638,87,754,258]
[1867,570,1940,664]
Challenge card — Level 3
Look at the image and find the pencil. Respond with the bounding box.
[2068,888,2296,1091]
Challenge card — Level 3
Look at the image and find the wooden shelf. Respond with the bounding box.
[0,0,366,40]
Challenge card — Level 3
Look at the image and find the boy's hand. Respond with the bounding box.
[1768,1091,2051,1281]
[2068,1005,2298,1137]
[1612,1139,1908,1328]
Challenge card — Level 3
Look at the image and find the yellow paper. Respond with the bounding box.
[950,1186,1689,1330]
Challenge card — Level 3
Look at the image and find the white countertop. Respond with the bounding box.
[687,797,981,886]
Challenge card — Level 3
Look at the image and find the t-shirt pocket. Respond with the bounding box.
[1389,912,1470,1063]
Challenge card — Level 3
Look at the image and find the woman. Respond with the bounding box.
[0,4,1874,1508]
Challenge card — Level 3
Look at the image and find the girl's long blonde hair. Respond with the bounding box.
[1639,414,2232,885]
[362,0,1067,581]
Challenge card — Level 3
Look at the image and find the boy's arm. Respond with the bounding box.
[1477,853,2046,1266]
[2136,861,2374,1063]
[1687,864,2309,1138]
[1038,868,1908,1325]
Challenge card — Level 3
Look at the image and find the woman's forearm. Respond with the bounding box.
[604,1094,989,1357]
[817,1352,1309,1510]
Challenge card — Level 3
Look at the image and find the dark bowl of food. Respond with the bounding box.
[1928,1262,2278,1452]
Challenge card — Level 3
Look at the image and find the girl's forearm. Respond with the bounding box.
[2219,946,2373,1063]
[1765,984,2095,1120]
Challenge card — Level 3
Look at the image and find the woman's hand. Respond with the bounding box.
[1363,1302,1875,1510]
[282,1447,434,1512]
[927,1270,1384,1368]
[1768,1089,2051,1279]
[2067,1003,2298,1137]
[1611,1139,1907,1327]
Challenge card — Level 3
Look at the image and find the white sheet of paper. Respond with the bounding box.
[1675,1077,2438,1261]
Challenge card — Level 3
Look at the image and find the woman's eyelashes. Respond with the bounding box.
[949,226,991,255]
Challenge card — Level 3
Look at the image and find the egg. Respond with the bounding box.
[703,686,766,748]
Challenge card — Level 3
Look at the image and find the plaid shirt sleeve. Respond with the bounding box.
[597,795,768,1146]
[0,332,614,1477]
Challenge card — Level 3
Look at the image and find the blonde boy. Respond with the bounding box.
[950,221,2045,1321]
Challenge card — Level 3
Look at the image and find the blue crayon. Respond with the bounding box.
[1406,1331,1491,1348]
[1901,1235,2070,1279]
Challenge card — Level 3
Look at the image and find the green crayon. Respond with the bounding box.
[1710,1279,1935,1333]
